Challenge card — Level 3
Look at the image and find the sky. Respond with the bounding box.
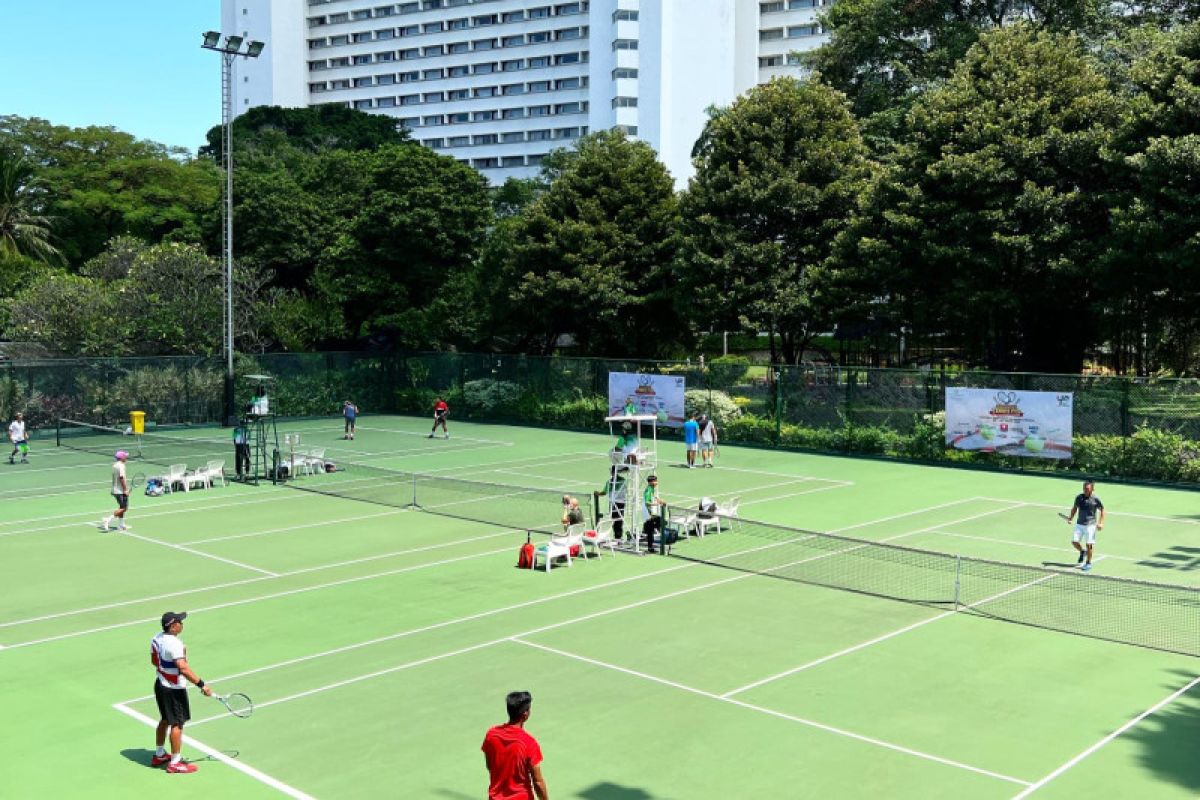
[0,0,224,153]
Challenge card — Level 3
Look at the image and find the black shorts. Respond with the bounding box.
[113,493,129,510]
[154,681,191,726]
[344,417,356,430]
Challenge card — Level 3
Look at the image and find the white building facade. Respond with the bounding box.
[224,0,833,184]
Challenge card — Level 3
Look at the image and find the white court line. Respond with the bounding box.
[977,496,1200,527]
[721,565,1076,698]
[513,638,1030,787]
[157,503,1019,716]
[121,561,700,707]
[0,527,519,630]
[928,529,1145,564]
[4,546,516,650]
[355,424,514,446]
[1010,673,1200,799]
[112,702,315,800]
[119,530,278,576]
[181,509,403,545]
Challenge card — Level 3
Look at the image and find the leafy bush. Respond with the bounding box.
[904,411,947,460]
[536,394,608,429]
[462,379,524,416]
[685,388,742,426]
[723,413,776,444]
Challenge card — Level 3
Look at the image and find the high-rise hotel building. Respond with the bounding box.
[224,0,831,183]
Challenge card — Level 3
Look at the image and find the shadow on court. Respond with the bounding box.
[578,782,657,800]
[118,748,157,768]
[1127,669,1200,792]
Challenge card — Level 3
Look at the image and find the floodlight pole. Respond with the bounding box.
[201,32,264,426]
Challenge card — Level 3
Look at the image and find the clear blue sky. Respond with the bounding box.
[0,1,224,153]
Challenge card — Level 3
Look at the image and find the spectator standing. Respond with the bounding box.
[682,412,700,468]
[699,414,718,468]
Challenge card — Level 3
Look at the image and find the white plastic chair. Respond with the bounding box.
[185,464,211,491]
[583,518,618,558]
[205,460,227,488]
[287,448,309,477]
[532,532,573,573]
[304,447,326,475]
[161,463,187,493]
[710,497,741,532]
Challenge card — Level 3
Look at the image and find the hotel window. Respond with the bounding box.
[787,24,820,37]
[377,97,396,107]
[424,21,443,32]
[424,91,445,102]
[528,55,550,68]
[473,62,496,74]
[448,17,468,29]
[423,137,445,147]
[378,73,396,84]
[556,27,582,40]
[474,86,496,97]
[503,10,524,22]
[556,102,580,113]
[528,153,545,166]
[375,5,395,16]
[528,7,550,19]
[528,129,551,141]
[555,52,581,64]
[400,48,419,59]
[473,110,496,121]
[448,88,470,99]
[353,9,372,19]
[612,39,637,50]
[474,133,498,144]
[611,96,637,108]
[474,38,497,50]
[612,67,637,79]
[527,31,549,43]
[448,135,470,147]
[355,77,374,87]
[354,54,372,65]
[503,35,524,47]
[502,108,525,119]
[376,28,395,39]
[613,9,638,21]
[473,157,499,169]
[401,94,421,105]
[450,41,469,53]
[423,68,443,79]
[530,80,551,92]
[760,28,784,40]
[424,44,444,56]
[399,24,419,36]
[355,99,373,109]
[331,34,349,45]
[502,131,525,141]
[449,112,470,123]
[377,51,396,62]
[449,65,469,77]
[399,71,419,82]
[502,156,525,168]
[529,105,551,116]
[556,77,580,89]
[423,114,444,125]
[354,32,372,43]
[502,83,526,95]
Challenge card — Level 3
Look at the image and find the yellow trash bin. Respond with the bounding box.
[130,410,146,435]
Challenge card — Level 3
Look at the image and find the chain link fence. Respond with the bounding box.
[5,352,1200,482]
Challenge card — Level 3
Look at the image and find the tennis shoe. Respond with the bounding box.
[1077,550,1086,564]
[444,434,450,439]
[101,516,112,532]
[1081,562,1092,572]
[150,753,172,768]
[166,760,197,774]
[427,433,434,439]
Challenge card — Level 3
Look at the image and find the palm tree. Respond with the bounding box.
[0,148,63,265]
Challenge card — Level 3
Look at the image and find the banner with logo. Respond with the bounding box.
[945,388,1073,459]
[608,372,687,428]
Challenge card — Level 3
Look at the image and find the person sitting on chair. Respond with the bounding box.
[560,495,583,529]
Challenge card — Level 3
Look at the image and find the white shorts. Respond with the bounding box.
[1072,523,1097,545]
[686,443,698,452]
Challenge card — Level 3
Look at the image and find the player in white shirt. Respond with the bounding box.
[8,412,28,464]
[101,450,132,532]
[149,611,213,773]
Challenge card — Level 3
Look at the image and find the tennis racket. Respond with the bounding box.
[1057,512,1071,522]
[131,472,145,489]
[216,692,254,719]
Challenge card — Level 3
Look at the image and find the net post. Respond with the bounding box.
[953,555,962,609]
[410,472,419,509]
[56,418,61,448]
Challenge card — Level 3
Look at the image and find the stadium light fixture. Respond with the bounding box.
[200,31,265,425]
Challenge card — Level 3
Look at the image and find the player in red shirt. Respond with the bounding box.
[481,691,548,800]
[429,397,450,439]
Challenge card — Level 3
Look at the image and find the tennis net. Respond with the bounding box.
[56,418,229,469]
[285,460,594,536]
[663,505,1200,658]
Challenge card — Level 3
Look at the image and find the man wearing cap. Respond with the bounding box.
[641,474,663,553]
[150,612,213,773]
[102,450,132,532]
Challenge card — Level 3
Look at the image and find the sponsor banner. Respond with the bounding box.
[608,372,686,428]
[945,388,1073,459]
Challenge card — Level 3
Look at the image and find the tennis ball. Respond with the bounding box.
[1024,435,1044,452]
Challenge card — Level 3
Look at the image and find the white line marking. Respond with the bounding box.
[112,702,316,799]
[976,496,1200,527]
[828,497,986,534]
[355,424,514,446]
[181,508,403,545]
[722,567,1070,698]
[1010,673,1200,799]
[5,546,515,650]
[512,638,1030,787]
[927,529,1145,564]
[117,530,278,576]
[0,528,518,630]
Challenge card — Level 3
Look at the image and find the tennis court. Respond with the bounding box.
[2,414,1199,799]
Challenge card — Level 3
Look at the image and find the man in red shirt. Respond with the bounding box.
[429,397,450,439]
[481,691,548,800]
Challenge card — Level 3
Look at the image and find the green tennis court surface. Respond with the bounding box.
[2,415,1198,799]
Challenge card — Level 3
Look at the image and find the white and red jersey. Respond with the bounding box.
[150,632,187,689]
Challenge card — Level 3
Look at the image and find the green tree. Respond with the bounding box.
[0,116,220,266]
[0,148,63,266]
[678,78,874,364]
[201,104,411,160]
[877,25,1122,371]
[807,0,1111,122]
[488,130,681,356]
[1101,23,1200,373]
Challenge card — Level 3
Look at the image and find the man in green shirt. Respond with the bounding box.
[641,474,663,553]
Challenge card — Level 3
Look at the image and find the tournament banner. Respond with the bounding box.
[945,388,1073,460]
[608,372,686,428]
